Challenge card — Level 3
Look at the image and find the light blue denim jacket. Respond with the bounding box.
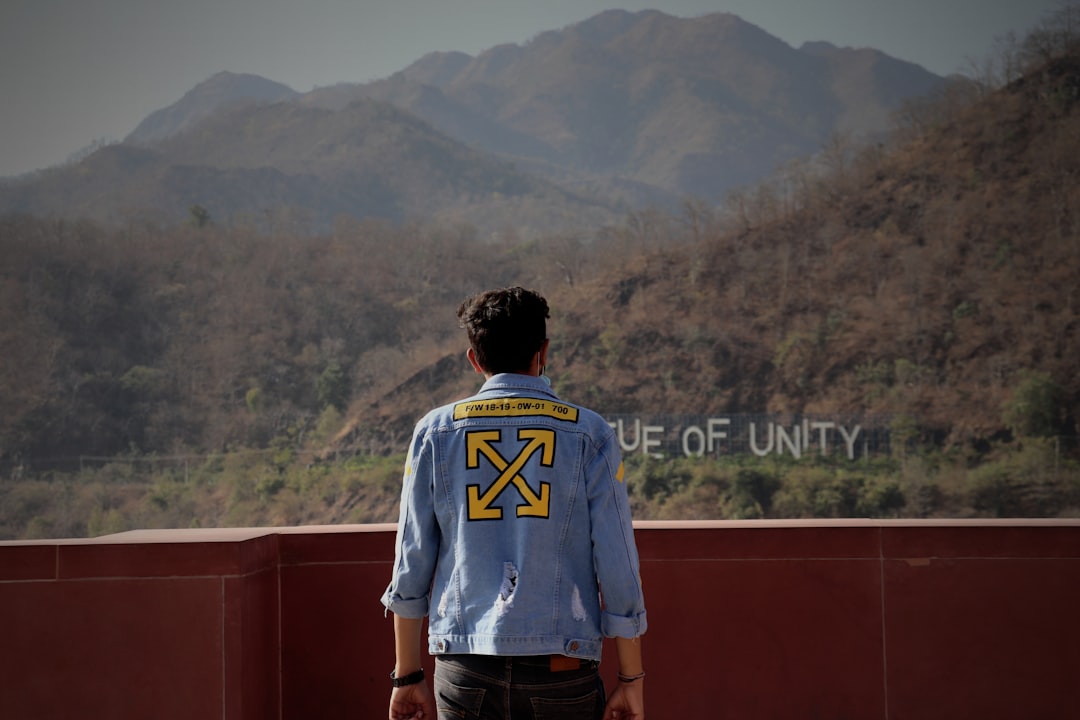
[381,373,647,661]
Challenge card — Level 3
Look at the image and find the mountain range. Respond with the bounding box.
[0,9,945,234]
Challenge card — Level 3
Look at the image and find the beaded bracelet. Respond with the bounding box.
[617,670,646,683]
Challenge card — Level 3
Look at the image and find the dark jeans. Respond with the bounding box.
[434,654,605,720]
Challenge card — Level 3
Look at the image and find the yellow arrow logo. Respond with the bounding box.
[466,428,555,520]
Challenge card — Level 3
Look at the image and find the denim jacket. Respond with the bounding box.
[381,373,647,661]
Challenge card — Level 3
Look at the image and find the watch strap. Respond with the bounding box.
[390,668,425,688]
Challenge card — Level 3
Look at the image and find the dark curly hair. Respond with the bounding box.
[457,287,549,374]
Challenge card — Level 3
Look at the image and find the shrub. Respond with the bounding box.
[1002,370,1063,438]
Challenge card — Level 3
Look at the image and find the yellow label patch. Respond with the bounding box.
[453,399,578,422]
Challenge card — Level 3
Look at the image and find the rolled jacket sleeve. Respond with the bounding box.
[587,428,648,639]
[381,427,440,618]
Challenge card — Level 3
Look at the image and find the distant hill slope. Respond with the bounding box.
[126,71,300,145]
[309,9,945,204]
[0,95,614,233]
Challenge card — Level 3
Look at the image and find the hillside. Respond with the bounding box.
[331,48,1080,455]
[3,44,1072,469]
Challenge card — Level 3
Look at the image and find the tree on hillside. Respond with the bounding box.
[188,205,212,228]
[1021,1,1080,68]
[1003,370,1065,439]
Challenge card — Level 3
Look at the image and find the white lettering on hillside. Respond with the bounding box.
[608,415,872,460]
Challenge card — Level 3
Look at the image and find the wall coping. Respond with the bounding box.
[2,518,1077,547]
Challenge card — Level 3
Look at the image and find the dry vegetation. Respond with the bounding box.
[2,8,1079,538]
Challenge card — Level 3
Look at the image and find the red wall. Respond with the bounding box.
[1,520,1078,719]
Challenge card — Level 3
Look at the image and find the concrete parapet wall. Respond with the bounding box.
[1,520,1078,719]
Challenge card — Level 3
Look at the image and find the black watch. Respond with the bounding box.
[390,668,425,687]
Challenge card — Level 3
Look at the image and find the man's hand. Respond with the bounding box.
[603,680,645,720]
[389,680,435,720]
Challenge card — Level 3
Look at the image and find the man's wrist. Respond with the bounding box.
[390,668,425,687]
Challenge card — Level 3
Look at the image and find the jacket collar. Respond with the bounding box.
[479,373,558,398]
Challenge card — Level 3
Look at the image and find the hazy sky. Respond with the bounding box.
[0,0,1062,177]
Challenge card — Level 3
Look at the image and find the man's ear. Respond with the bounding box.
[466,348,485,374]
